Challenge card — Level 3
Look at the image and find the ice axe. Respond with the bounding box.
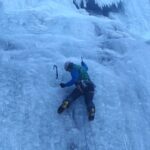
[53,65,58,79]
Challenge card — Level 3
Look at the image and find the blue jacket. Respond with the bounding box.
[64,61,89,87]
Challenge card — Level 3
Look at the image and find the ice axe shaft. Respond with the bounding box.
[53,65,58,79]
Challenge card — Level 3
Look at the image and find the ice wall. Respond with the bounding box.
[0,0,150,150]
[73,0,150,37]
[122,0,150,38]
[1,0,75,12]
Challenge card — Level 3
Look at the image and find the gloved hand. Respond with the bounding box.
[60,83,66,88]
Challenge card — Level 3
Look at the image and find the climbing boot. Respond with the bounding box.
[88,107,95,121]
[57,100,69,114]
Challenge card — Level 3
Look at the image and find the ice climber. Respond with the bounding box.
[57,60,95,121]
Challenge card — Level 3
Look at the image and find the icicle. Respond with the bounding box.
[83,0,87,7]
[94,0,123,8]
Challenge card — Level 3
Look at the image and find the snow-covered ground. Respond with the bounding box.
[0,0,150,150]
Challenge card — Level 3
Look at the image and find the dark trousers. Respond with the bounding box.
[64,82,95,111]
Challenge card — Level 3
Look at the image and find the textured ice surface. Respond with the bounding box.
[0,0,150,150]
